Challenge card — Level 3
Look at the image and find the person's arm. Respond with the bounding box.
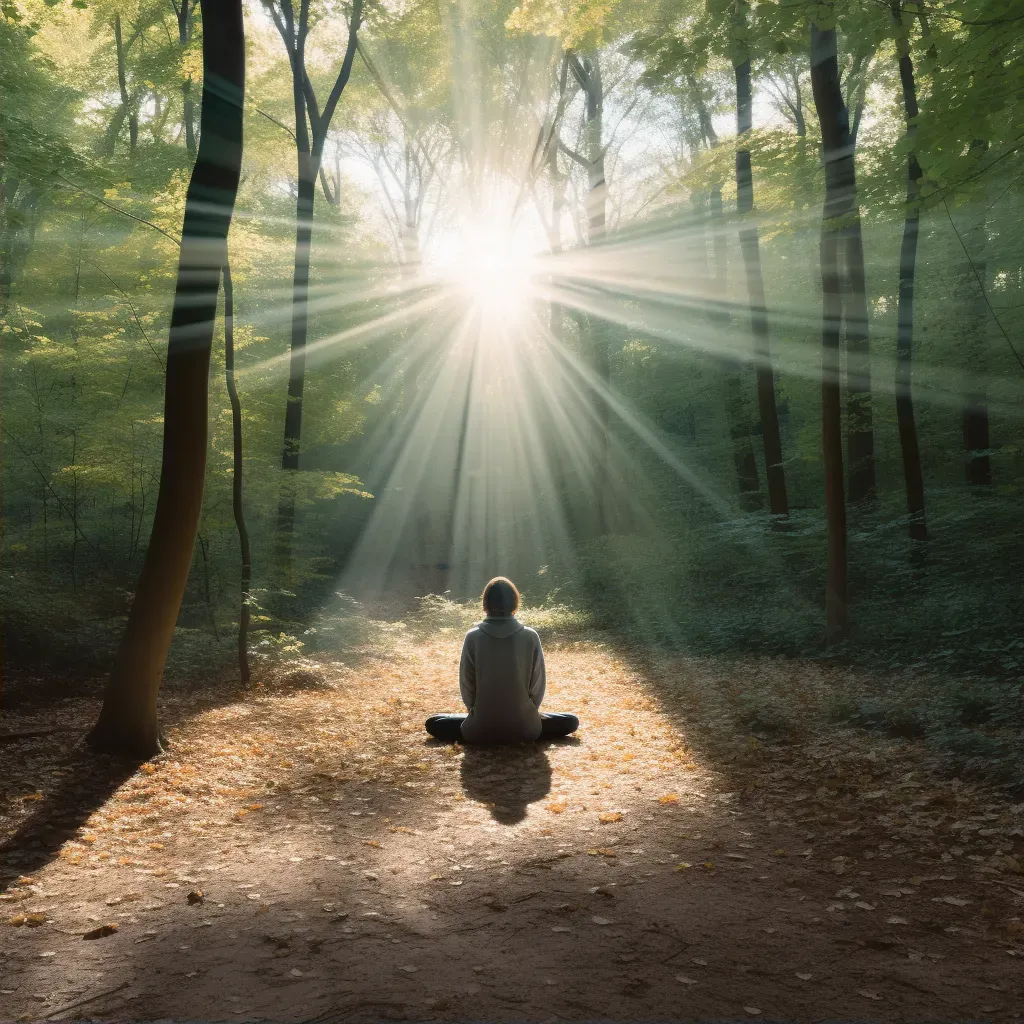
[459,633,476,712]
[528,634,546,708]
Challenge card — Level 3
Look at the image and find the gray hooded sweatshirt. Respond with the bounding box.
[459,616,546,744]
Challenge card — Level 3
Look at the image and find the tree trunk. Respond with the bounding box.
[892,4,926,541]
[843,214,875,502]
[960,144,991,486]
[223,259,251,686]
[177,2,196,159]
[711,187,761,509]
[87,0,245,758]
[810,21,849,642]
[282,171,315,473]
[275,169,315,567]
[575,51,611,532]
[401,218,421,278]
[734,49,788,517]
[114,16,138,154]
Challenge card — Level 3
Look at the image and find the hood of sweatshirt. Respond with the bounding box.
[477,616,525,639]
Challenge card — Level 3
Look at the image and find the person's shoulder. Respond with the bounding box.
[520,624,541,641]
[464,624,483,640]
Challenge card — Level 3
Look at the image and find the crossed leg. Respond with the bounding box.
[424,712,579,743]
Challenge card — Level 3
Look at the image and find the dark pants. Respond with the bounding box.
[424,712,579,743]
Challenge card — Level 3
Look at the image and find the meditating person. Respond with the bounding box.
[424,576,580,744]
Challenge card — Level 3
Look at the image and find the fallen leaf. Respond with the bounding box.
[691,958,708,966]
[83,923,118,940]
[674,862,692,871]
[598,812,623,824]
[187,890,205,905]
[399,965,418,973]
[675,975,698,985]
[857,989,882,1000]
[725,853,748,861]
[795,972,812,981]
[551,926,571,933]
[887,916,908,925]
[592,916,612,925]
[289,969,303,977]
[546,801,567,814]
[855,901,876,911]
[939,896,969,907]
[364,840,382,849]
[743,1008,761,1016]
[658,794,680,805]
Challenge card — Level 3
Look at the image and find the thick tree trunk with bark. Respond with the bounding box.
[223,260,251,686]
[87,0,245,757]
[810,22,849,642]
[808,22,874,505]
[893,5,926,541]
[733,47,788,517]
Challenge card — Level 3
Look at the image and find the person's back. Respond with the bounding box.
[424,576,579,745]
[459,615,544,744]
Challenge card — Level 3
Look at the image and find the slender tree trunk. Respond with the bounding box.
[177,2,196,160]
[711,186,761,509]
[271,0,361,572]
[87,0,245,757]
[574,51,611,532]
[275,169,315,566]
[960,143,991,486]
[401,217,421,277]
[734,46,788,517]
[114,16,138,154]
[893,5,927,541]
[810,21,849,642]
[223,260,251,686]
[843,213,875,502]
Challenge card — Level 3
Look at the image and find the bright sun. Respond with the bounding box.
[437,222,537,324]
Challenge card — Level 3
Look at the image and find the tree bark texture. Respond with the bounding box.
[809,23,874,504]
[223,260,251,686]
[87,0,245,757]
[892,5,927,541]
[810,22,849,641]
[734,48,788,517]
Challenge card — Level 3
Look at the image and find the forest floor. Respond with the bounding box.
[1,621,1023,1023]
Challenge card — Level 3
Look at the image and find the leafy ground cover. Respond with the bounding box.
[1,608,1022,1021]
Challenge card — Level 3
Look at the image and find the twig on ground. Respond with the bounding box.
[42,981,129,1019]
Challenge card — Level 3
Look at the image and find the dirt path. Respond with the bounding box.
[2,634,1022,1021]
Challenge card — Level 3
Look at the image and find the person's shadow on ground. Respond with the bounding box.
[457,742,568,824]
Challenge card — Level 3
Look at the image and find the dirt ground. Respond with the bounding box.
[1,631,1023,1022]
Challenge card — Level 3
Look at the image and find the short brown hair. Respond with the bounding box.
[482,576,519,617]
